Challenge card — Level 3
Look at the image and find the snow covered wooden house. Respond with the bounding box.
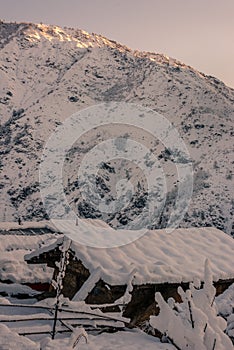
[25,220,234,325]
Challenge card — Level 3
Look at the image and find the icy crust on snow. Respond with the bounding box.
[26,223,234,286]
[0,233,56,283]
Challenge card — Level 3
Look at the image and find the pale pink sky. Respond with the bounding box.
[1,0,233,87]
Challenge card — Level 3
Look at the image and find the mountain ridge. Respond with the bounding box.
[2,19,234,90]
[0,21,233,235]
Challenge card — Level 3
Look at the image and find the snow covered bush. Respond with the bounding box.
[216,282,234,344]
[150,259,233,350]
[68,327,88,348]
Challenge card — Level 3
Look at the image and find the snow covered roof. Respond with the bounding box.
[0,232,56,284]
[0,221,59,235]
[25,222,234,285]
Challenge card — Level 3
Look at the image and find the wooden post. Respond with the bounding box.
[51,303,59,339]
[188,300,194,328]
[51,238,71,339]
[212,338,216,350]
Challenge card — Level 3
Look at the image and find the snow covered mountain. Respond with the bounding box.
[0,21,233,235]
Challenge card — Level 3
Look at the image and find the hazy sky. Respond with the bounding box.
[1,0,233,87]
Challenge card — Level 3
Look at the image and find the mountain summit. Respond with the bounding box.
[0,21,233,235]
[0,21,131,50]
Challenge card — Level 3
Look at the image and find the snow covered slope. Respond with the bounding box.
[0,21,233,234]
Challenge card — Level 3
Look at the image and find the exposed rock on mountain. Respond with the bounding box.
[0,21,233,235]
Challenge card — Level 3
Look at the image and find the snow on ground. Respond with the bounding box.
[0,324,175,350]
[0,324,39,349]
[0,286,233,350]
[26,223,234,286]
[0,295,176,349]
[43,330,176,350]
